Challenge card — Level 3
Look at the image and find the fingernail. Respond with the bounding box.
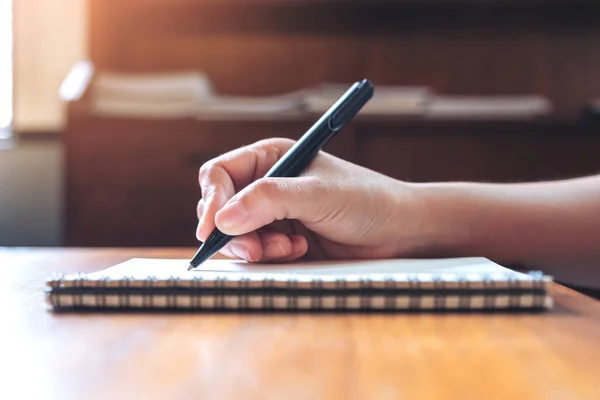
[217,201,248,229]
[265,242,286,258]
[230,243,250,260]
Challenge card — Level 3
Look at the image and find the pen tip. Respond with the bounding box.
[187,264,195,271]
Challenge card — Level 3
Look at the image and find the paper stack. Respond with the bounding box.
[90,71,304,119]
[302,83,431,116]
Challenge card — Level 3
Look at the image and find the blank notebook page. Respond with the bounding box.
[88,257,520,277]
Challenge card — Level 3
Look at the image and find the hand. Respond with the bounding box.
[196,138,424,262]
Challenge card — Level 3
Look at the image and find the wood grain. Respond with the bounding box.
[358,121,600,183]
[1,248,599,400]
[63,110,600,246]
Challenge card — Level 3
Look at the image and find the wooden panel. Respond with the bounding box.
[89,0,129,69]
[547,32,600,119]
[358,122,600,183]
[63,114,357,246]
[88,0,600,119]
[122,35,366,95]
[89,0,369,75]
[72,0,600,246]
[65,116,356,189]
[120,0,368,35]
[365,32,550,96]
[67,188,199,246]
[64,114,600,246]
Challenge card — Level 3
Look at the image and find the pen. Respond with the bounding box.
[188,79,374,271]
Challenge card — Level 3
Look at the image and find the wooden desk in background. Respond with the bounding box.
[2,248,599,399]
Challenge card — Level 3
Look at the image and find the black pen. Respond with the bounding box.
[188,79,374,271]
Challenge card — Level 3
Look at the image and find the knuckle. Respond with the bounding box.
[253,178,279,199]
[251,146,269,163]
[254,145,280,169]
[198,161,210,177]
[255,137,295,152]
[198,162,212,184]
[272,137,296,147]
[199,164,220,187]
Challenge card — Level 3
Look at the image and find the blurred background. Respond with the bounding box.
[1,1,599,255]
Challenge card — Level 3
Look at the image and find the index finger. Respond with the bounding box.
[196,138,295,241]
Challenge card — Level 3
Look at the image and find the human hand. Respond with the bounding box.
[196,138,425,262]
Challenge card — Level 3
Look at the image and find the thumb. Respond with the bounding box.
[214,177,330,235]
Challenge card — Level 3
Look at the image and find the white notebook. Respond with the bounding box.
[45,257,553,312]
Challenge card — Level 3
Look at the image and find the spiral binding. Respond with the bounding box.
[44,270,553,311]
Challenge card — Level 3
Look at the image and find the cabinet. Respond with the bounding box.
[62,0,600,246]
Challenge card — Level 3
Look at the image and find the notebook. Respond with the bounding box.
[45,257,553,312]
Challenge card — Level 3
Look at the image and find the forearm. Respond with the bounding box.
[418,175,600,271]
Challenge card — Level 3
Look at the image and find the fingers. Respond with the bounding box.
[197,165,235,241]
[214,176,330,236]
[197,138,315,263]
[218,232,262,262]
[219,232,308,262]
[259,231,292,259]
[196,198,204,220]
[197,138,295,241]
[270,235,309,262]
[201,212,307,262]
[195,199,205,239]
[200,138,293,192]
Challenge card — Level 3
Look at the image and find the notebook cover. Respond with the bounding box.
[45,257,553,312]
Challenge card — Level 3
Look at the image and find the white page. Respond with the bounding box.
[82,257,525,281]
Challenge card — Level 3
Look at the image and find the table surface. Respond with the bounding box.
[2,247,599,400]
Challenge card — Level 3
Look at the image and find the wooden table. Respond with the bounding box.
[2,248,599,399]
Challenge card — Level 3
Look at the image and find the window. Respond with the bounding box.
[0,0,12,138]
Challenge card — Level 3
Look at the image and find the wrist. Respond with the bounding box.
[392,181,479,257]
